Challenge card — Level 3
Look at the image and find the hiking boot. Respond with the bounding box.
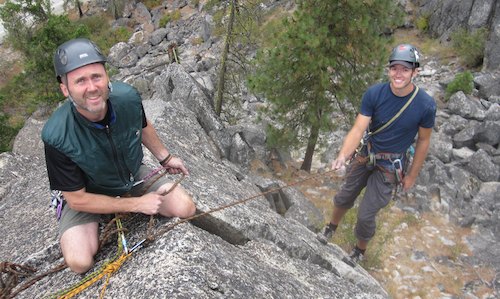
[342,247,364,267]
[316,223,336,244]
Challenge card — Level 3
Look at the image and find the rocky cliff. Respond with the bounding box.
[1,0,499,297]
[413,0,500,72]
[0,64,388,298]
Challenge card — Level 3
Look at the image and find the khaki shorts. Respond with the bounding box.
[58,165,170,236]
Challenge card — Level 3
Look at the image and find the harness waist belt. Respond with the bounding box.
[373,152,403,160]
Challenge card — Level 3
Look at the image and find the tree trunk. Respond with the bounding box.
[300,122,320,172]
[214,0,236,116]
[76,1,83,18]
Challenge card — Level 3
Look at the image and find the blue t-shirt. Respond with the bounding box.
[360,82,436,154]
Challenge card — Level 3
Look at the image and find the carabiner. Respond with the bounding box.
[392,158,402,170]
[392,158,403,182]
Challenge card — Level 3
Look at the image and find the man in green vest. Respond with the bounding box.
[42,38,196,274]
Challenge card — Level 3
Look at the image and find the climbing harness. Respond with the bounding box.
[47,165,166,223]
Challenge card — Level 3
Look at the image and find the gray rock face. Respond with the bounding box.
[453,125,477,149]
[474,120,500,145]
[429,131,453,163]
[415,0,500,71]
[467,149,500,182]
[483,0,500,70]
[474,72,500,100]
[447,91,486,120]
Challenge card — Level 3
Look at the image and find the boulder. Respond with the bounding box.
[467,149,500,182]
[429,131,453,163]
[447,92,486,121]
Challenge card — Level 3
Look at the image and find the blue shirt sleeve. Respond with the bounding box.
[419,95,437,128]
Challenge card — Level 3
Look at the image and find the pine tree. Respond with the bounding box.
[248,0,402,171]
[215,0,237,116]
[0,0,90,119]
[211,0,266,120]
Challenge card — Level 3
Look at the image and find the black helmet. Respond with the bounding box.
[389,44,420,68]
[54,38,106,82]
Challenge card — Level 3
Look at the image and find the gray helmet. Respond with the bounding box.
[54,38,106,82]
[389,44,420,68]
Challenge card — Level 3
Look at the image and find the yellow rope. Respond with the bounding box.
[56,253,131,299]
[47,217,127,299]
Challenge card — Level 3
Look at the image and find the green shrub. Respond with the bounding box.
[159,14,171,27]
[415,15,429,32]
[0,10,133,152]
[451,27,488,67]
[0,111,20,152]
[77,16,132,54]
[159,10,182,27]
[446,71,474,100]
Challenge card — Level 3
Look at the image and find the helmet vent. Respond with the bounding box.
[58,50,68,66]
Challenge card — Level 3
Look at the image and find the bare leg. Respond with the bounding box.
[330,206,349,226]
[157,183,196,218]
[60,222,99,274]
[357,239,368,251]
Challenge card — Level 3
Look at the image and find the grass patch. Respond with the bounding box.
[159,10,182,27]
[448,243,467,261]
[332,199,423,270]
[445,71,474,100]
[392,28,457,64]
[142,0,164,9]
[333,205,360,251]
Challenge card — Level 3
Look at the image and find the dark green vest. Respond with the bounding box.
[42,81,144,196]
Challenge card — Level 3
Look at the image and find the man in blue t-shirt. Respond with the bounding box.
[316,44,436,266]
